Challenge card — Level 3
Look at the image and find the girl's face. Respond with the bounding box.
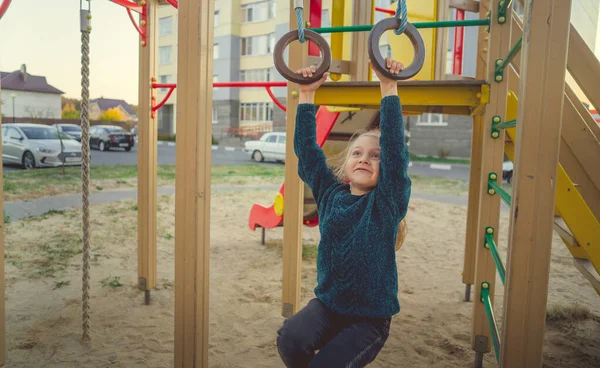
[344,135,381,195]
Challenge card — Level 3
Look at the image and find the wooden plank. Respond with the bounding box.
[553,217,578,247]
[470,0,510,355]
[449,0,480,12]
[0,59,5,367]
[350,0,372,81]
[435,0,450,80]
[500,0,572,366]
[561,93,600,193]
[174,0,213,365]
[572,258,600,294]
[281,0,310,318]
[137,0,158,295]
[565,84,600,142]
[462,0,490,292]
[567,25,600,112]
[314,81,487,113]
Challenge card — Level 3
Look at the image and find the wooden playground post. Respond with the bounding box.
[470,0,511,364]
[137,0,158,302]
[350,0,372,81]
[434,0,450,80]
[0,62,5,368]
[282,0,310,318]
[500,0,572,366]
[173,0,214,365]
[461,0,488,302]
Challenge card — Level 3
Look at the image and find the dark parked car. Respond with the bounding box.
[89,125,135,151]
[52,123,82,142]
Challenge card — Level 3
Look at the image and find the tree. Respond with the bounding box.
[61,103,80,119]
[101,107,126,121]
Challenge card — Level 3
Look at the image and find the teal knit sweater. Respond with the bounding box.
[294,95,411,319]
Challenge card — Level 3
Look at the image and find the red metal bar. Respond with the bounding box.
[265,87,287,112]
[453,9,465,75]
[109,0,142,13]
[213,82,287,88]
[151,84,176,112]
[127,8,145,40]
[151,82,288,112]
[164,0,178,9]
[309,0,323,56]
[0,0,12,20]
[375,6,395,16]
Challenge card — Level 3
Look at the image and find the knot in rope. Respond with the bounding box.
[394,0,408,35]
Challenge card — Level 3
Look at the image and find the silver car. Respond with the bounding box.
[2,123,83,169]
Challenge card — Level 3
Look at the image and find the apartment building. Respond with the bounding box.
[155,0,399,136]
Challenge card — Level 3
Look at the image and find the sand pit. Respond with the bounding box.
[4,188,600,367]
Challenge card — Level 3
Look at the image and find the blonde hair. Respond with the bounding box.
[326,129,408,251]
[327,129,382,182]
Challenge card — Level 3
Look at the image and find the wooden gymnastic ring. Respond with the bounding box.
[273,29,331,85]
[368,18,425,80]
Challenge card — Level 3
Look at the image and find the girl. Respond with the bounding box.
[276,58,411,368]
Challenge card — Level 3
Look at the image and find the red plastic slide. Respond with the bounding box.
[248,106,340,231]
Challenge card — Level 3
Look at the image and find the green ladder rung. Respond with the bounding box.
[308,19,491,34]
[485,228,506,285]
[488,173,512,206]
[493,119,516,130]
[481,283,501,362]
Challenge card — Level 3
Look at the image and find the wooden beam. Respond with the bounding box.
[449,0,480,13]
[137,0,158,298]
[470,0,511,358]
[350,0,372,81]
[281,0,310,318]
[462,0,489,296]
[174,0,213,365]
[566,25,600,113]
[435,0,450,80]
[500,0,572,366]
[561,93,600,195]
[564,84,600,144]
[0,59,6,368]
[313,80,488,114]
[308,56,351,75]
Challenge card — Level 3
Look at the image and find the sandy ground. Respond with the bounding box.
[4,188,600,367]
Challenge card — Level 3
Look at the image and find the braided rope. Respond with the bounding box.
[295,7,305,43]
[394,0,408,35]
[80,27,91,343]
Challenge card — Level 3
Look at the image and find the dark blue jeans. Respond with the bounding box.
[276,298,391,368]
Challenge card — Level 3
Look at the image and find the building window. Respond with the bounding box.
[241,0,276,23]
[159,46,173,64]
[212,105,218,124]
[240,68,275,82]
[240,102,274,122]
[416,113,448,127]
[321,9,330,28]
[159,75,172,92]
[159,16,173,36]
[242,34,276,56]
[214,10,220,27]
[213,43,220,59]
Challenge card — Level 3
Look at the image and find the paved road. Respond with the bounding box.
[3,142,473,182]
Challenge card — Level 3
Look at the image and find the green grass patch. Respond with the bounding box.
[100,276,123,288]
[3,164,286,202]
[409,174,469,194]
[410,153,470,165]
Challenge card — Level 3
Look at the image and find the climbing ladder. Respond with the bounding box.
[462,1,600,367]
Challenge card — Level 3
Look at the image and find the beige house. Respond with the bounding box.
[90,97,138,122]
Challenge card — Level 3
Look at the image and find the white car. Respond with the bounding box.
[244,132,286,163]
[2,123,83,169]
